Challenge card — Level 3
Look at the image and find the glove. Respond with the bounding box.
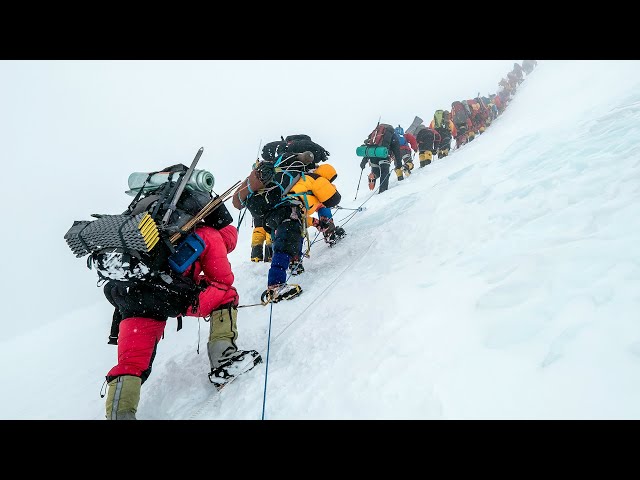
[256,161,276,185]
[359,158,368,170]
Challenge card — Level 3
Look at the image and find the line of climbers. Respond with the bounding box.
[66,60,536,420]
[233,134,346,304]
[359,61,534,194]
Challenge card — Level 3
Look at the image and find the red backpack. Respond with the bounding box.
[451,102,468,125]
[365,123,395,148]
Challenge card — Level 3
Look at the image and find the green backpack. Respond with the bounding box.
[433,110,444,129]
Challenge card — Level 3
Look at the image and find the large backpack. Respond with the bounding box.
[365,123,395,148]
[433,110,444,129]
[285,134,330,164]
[451,102,468,125]
[262,140,287,162]
[64,161,233,319]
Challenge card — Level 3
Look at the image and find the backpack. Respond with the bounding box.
[394,126,408,147]
[284,134,311,143]
[262,140,287,162]
[433,110,444,129]
[451,102,468,125]
[285,135,330,164]
[365,123,395,148]
[64,161,233,319]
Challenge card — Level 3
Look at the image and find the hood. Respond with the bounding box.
[218,224,238,253]
[314,163,337,183]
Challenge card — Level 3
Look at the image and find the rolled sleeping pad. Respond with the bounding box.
[356,145,389,158]
[126,169,215,196]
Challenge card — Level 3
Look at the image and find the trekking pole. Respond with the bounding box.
[354,167,364,200]
[237,207,249,234]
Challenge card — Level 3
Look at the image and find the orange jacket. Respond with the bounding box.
[430,119,457,137]
[288,163,341,227]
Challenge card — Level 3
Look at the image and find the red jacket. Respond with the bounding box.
[105,224,240,381]
[185,224,239,316]
[402,133,418,152]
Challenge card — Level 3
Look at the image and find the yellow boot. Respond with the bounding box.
[250,227,268,262]
[394,168,404,181]
[403,161,414,177]
[419,151,432,168]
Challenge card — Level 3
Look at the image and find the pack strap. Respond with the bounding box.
[150,171,179,221]
[285,190,311,211]
[126,171,155,213]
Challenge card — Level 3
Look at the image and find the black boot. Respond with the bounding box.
[261,284,303,304]
[208,350,263,387]
[290,261,305,275]
[318,216,345,246]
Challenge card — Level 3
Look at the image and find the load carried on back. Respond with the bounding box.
[64,147,238,319]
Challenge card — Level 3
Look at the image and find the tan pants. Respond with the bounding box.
[105,375,141,420]
[208,306,239,370]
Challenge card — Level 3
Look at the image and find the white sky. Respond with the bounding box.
[2,60,639,419]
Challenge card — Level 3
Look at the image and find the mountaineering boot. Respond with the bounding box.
[290,260,305,276]
[105,375,141,420]
[419,150,433,168]
[317,216,345,246]
[326,225,346,246]
[208,349,263,386]
[402,161,414,177]
[395,168,404,181]
[368,172,376,190]
[250,239,265,262]
[261,283,303,305]
[206,305,262,387]
[438,148,449,159]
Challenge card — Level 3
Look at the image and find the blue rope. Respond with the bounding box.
[260,223,315,419]
[261,302,274,420]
